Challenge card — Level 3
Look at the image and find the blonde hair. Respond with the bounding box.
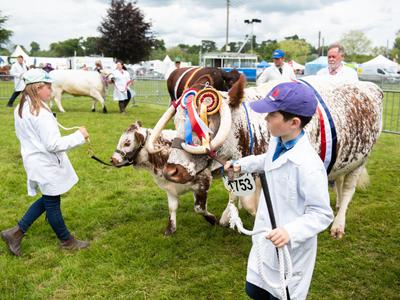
[18,82,51,118]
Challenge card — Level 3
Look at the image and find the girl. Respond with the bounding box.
[1,68,90,256]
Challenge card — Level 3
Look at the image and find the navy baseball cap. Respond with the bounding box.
[249,82,318,117]
[272,49,285,59]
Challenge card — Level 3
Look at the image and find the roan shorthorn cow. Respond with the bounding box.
[50,69,114,113]
[111,121,217,235]
[167,67,241,102]
[146,75,383,239]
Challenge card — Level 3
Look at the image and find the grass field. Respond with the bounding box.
[0,95,399,299]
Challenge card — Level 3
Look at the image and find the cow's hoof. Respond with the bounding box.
[164,219,176,236]
[103,107,108,113]
[203,214,217,225]
[91,108,96,112]
[330,225,345,239]
[164,226,176,236]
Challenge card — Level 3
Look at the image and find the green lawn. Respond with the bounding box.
[0,96,399,299]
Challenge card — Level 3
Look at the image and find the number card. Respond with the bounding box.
[222,173,256,196]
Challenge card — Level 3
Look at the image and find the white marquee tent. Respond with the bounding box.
[360,55,399,74]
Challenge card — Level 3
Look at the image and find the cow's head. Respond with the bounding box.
[146,75,247,183]
[111,121,148,167]
[100,69,115,85]
[221,69,241,90]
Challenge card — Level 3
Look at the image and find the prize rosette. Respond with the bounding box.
[195,87,222,115]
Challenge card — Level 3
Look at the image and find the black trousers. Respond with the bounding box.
[7,91,22,107]
[245,281,279,300]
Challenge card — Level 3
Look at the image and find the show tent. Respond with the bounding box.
[304,56,327,75]
[360,55,398,74]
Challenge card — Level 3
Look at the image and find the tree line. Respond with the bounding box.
[1,1,400,66]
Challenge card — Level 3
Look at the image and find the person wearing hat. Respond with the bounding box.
[317,43,358,82]
[175,57,181,69]
[6,55,28,107]
[224,82,333,299]
[256,49,296,86]
[1,68,90,256]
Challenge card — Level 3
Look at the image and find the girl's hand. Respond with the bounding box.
[79,127,89,140]
[266,228,290,248]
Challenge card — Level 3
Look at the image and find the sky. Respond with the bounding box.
[2,0,399,52]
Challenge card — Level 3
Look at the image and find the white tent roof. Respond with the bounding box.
[289,60,305,70]
[11,45,29,59]
[163,55,173,63]
[361,55,398,73]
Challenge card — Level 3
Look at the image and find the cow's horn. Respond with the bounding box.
[181,100,232,155]
[146,105,176,154]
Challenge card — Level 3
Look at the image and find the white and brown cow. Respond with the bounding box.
[146,75,383,239]
[50,69,114,113]
[111,121,217,235]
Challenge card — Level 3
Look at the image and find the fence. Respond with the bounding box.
[0,74,399,134]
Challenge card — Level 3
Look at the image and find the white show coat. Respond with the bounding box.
[317,64,359,83]
[256,63,296,86]
[14,98,85,196]
[112,69,132,101]
[10,62,28,92]
[238,134,333,300]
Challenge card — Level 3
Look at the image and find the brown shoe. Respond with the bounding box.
[1,225,25,256]
[60,236,89,250]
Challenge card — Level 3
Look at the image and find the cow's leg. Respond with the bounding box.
[334,175,345,211]
[330,165,365,239]
[239,176,261,216]
[193,191,217,225]
[164,192,179,236]
[52,90,66,113]
[89,90,107,113]
[219,193,238,227]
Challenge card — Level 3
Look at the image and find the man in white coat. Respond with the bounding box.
[225,82,333,299]
[7,55,28,107]
[256,49,296,86]
[317,43,358,82]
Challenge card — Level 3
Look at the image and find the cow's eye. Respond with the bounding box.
[124,141,131,147]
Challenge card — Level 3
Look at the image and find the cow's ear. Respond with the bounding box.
[227,74,246,108]
[134,131,145,146]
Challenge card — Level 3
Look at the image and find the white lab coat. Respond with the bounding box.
[10,62,28,92]
[14,98,86,196]
[256,63,296,86]
[238,134,333,300]
[317,64,359,83]
[112,69,132,101]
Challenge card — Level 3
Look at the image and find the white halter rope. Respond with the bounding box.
[57,122,94,156]
[228,203,293,300]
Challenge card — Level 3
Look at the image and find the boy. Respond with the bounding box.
[225,82,333,299]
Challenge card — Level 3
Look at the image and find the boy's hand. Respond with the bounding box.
[224,160,241,173]
[266,228,290,248]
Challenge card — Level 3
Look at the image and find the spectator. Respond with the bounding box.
[6,55,28,107]
[256,50,296,86]
[42,63,54,73]
[317,43,358,82]
[94,60,103,73]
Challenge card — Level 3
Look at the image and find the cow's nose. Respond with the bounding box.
[111,156,120,166]
[163,165,178,179]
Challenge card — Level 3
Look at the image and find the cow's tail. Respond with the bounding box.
[356,166,370,190]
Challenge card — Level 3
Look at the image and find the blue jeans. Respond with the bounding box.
[18,195,71,241]
[245,281,279,300]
